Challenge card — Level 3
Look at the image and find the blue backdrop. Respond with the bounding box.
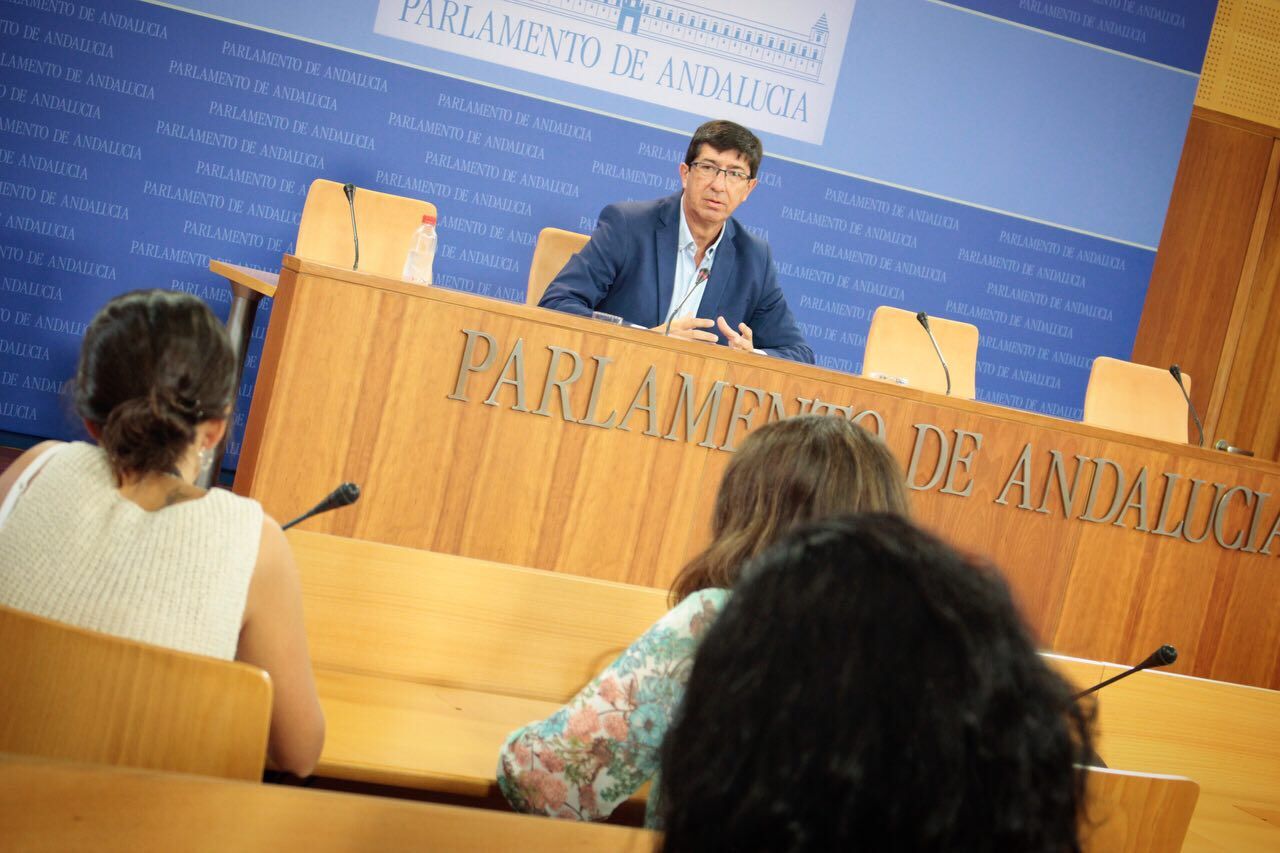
[0,0,1215,468]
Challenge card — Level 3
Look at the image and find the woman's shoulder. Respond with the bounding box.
[201,485,266,516]
[673,587,731,616]
[657,587,730,641]
[0,441,71,502]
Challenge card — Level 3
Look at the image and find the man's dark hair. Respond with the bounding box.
[683,119,763,179]
[660,513,1094,853]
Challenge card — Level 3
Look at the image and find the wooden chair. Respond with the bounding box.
[1081,767,1199,853]
[527,227,590,306]
[861,305,979,398]
[0,752,656,852]
[1082,356,1191,443]
[296,178,438,279]
[0,605,271,781]
[200,179,438,485]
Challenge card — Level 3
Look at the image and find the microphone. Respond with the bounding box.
[1072,645,1177,701]
[1169,365,1203,447]
[915,311,951,396]
[664,267,710,337]
[1214,439,1254,456]
[282,482,361,531]
[343,183,360,271]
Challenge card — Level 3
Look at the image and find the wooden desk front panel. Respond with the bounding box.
[236,258,1280,689]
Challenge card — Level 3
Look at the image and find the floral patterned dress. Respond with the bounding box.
[496,587,729,827]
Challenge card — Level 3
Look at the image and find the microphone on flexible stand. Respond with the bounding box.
[1168,365,1203,447]
[342,183,360,271]
[1070,644,1177,768]
[664,267,710,337]
[282,482,361,531]
[1072,645,1178,701]
[915,311,951,396]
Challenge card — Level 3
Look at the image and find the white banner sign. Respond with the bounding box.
[375,0,854,144]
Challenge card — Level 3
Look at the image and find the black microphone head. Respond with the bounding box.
[1169,363,1182,381]
[1136,644,1178,670]
[915,311,930,330]
[335,482,361,507]
[343,182,355,200]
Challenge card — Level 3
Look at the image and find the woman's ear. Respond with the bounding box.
[83,420,102,441]
[199,417,228,449]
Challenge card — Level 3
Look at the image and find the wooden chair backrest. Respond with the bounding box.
[295,179,437,280]
[527,227,590,306]
[1082,356,1190,443]
[0,753,656,852]
[1080,767,1199,853]
[287,530,670,703]
[0,605,271,781]
[861,305,980,399]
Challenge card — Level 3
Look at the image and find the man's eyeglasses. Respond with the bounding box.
[688,160,752,186]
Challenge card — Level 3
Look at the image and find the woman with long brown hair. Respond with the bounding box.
[497,414,908,825]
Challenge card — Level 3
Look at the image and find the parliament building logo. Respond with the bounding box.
[376,0,854,143]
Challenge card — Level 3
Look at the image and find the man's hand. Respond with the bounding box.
[653,316,718,343]
[717,316,754,352]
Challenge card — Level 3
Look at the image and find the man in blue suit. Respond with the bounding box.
[538,120,814,364]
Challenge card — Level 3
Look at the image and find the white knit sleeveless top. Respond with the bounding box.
[0,442,263,660]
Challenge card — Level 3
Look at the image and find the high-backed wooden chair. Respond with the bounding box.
[527,227,590,306]
[1082,357,1190,443]
[201,179,437,485]
[1080,767,1199,853]
[0,605,272,781]
[296,179,437,279]
[861,305,980,398]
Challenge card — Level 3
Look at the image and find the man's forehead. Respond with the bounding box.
[693,144,749,168]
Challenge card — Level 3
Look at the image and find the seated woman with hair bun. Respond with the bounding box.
[0,289,324,777]
[497,414,910,825]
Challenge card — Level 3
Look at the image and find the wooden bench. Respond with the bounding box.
[0,750,1199,853]
[0,752,655,852]
[1045,652,1280,852]
[1088,663,1280,852]
[288,530,668,799]
[291,532,1280,848]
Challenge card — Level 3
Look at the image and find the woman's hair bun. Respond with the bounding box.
[74,289,236,480]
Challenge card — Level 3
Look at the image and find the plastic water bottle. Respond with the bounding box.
[402,214,438,284]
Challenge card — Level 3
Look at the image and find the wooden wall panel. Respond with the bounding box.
[1211,153,1280,460]
[1132,115,1275,436]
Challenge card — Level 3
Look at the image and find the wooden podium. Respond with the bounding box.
[234,256,1280,690]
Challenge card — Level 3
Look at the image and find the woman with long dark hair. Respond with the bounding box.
[660,514,1093,852]
[497,414,909,824]
[0,289,324,776]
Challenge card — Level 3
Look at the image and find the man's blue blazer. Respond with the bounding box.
[538,193,814,363]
